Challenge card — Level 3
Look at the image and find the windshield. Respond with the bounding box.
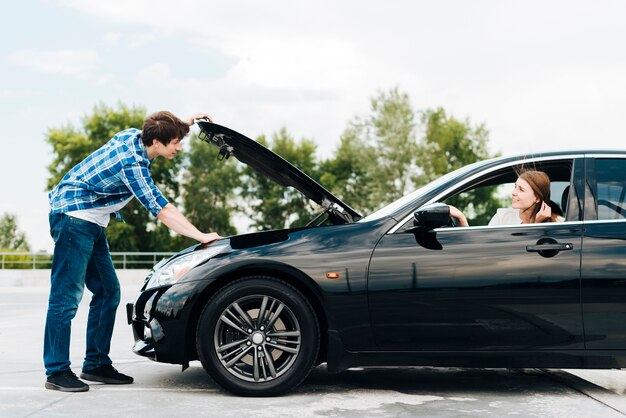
[358,161,486,222]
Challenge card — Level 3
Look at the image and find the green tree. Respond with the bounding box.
[0,213,30,251]
[180,133,240,245]
[321,87,418,213]
[415,107,502,225]
[241,128,319,230]
[322,89,500,223]
[369,87,417,203]
[46,103,147,189]
[318,125,377,213]
[45,102,184,252]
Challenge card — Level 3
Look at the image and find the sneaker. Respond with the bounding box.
[80,365,133,384]
[45,371,90,392]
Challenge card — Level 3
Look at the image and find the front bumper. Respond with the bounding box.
[127,302,158,360]
[127,278,214,365]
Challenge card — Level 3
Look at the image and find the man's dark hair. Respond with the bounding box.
[141,111,190,146]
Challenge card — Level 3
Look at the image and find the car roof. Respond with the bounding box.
[469,150,626,170]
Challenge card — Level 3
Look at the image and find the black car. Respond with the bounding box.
[127,122,626,396]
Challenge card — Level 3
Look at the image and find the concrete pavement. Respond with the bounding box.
[1,271,625,417]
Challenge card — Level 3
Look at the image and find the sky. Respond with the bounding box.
[2,0,626,252]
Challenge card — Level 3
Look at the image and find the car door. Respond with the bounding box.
[581,156,626,349]
[367,157,585,351]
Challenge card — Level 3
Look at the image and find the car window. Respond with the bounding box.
[395,159,574,231]
[595,159,626,220]
[444,179,571,226]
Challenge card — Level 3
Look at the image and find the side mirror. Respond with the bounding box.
[413,203,450,230]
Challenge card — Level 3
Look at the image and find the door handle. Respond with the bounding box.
[526,238,574,258]
[526,243,573,252]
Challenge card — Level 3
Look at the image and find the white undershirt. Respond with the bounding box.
[488,208,522,226]
[488,207,564,226]
[66,197,133,227]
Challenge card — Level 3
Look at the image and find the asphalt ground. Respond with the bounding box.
[1,275,626,417]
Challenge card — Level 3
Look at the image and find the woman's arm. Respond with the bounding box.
[448,205,469,227]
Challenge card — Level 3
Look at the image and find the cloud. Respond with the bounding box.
[0,89,40,99]
[101,32,122,45]
[55,0,626,157]
[136,62,172,81]
[101,31,159,48]
[58,0,152,23]
[7,49,100,77]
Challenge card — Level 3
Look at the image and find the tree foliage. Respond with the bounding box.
[0,213,30,251]
[180,133,240,244]
[415,107,502,225]
[369,88,418,203]
[321,87,419,214]
[46,103,147,189]
[241,128,319,230]
[322,90,500,223]
[318,125,377,213]
[414,107,491,185]
[43,92,501,252]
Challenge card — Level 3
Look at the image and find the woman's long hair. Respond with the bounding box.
[518,170,559,223]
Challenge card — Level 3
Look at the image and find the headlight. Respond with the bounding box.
[146,244,228,289]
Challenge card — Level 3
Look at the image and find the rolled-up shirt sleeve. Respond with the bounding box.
[119,162,169,216]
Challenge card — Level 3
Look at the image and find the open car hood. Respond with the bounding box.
[197,122,362,224]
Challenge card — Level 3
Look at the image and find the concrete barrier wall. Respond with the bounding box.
[0,269,150,287]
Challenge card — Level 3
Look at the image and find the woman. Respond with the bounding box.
[449,170,562,227]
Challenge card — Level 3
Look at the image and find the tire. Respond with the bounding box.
[196,276,320,396]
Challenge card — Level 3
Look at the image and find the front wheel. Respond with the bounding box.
[196,277,320,396]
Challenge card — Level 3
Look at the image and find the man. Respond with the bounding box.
[44,111,221,392]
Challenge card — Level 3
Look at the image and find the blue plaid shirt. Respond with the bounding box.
[49,128,169,218]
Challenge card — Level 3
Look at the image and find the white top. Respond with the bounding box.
[488,208,522,226]
[488,207,565,226]
[66,197,133,227]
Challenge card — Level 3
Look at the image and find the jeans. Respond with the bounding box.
[44,213,120,376]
